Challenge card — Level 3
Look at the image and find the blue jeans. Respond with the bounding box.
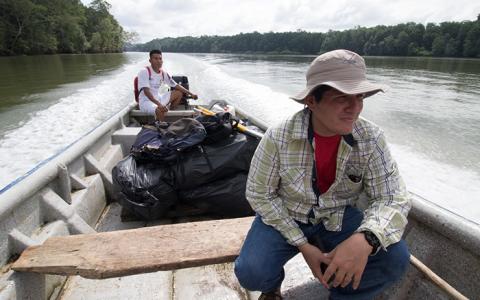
[234,206,409,300]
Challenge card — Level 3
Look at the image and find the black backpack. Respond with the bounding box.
[131,118,207,164]
[195,112,237,144]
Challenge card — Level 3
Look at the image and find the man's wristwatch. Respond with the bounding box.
[361,230,381,255]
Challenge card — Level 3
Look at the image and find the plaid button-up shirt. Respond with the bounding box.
[246,108,411,248]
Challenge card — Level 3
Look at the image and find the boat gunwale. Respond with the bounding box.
[410,193,480,252]
[0,102,136,219]
[0,100,478,261]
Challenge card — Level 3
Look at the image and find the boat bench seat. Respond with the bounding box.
[12,217,254,279]
[113,109,198,150]
[129,109,197,125]
[130,109,196,118]
[111,127,142,152]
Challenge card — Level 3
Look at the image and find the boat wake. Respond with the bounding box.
[0,58,145,189]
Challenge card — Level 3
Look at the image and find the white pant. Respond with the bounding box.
[139,91,171,115]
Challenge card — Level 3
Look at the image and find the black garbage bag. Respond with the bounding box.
[131,118,207,164]
[172,133,259,190]
[178,173,254,218]
[112,155,177,220]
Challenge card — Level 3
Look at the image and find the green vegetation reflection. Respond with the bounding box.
[0,53,127,109]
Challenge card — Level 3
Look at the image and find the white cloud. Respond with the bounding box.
[82,0,480,42]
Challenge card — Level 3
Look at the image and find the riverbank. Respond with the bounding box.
[131,17,480,58]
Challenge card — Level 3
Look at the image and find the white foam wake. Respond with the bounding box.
[0,57,145,188]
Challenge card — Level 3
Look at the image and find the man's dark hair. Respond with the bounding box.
[149,49,162,58]
[311,85,333,103]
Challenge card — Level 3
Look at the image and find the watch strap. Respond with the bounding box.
[362,230,381,255]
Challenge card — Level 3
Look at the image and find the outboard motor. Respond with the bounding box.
[172,76,190,109]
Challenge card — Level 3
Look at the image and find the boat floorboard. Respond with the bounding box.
[58,254,329,300]
[54,203,330,299]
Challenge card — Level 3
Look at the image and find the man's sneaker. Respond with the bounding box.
[155,121,169,129]
[258,288,282,300]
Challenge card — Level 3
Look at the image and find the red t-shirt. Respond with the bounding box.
[314,133,341,193]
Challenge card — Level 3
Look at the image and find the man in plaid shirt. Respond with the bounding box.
[235,49,411,300]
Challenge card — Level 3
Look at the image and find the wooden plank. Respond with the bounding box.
[12,217,254,279]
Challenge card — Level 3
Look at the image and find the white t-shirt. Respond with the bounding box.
[137,67,177,105]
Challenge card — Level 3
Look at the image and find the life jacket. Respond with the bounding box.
[134,66,151,102]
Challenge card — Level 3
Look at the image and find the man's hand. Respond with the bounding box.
[298,243,332,289]
[175,84,198,100]
[156,103,168,113]
[323,233,372,289]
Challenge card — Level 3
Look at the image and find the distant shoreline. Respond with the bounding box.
[126,50,480,60]
[4,51,480,60]
[129,16,480,59]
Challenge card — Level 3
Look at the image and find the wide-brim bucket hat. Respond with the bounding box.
[290,49,387,103]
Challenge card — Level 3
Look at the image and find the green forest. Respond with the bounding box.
[2,0,479,58]
[132,14,480,58]
[0,0,132,55]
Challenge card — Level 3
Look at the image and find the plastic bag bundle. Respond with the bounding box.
[112,114,260,220]
[112,155,176,220]
[178,173,254,218]
[172,133,258,189]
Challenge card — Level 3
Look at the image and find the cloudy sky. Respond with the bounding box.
[83,0,480,43]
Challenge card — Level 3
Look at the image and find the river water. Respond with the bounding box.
[0,52,479,223]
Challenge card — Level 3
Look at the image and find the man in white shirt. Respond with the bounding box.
[137,49,198,121]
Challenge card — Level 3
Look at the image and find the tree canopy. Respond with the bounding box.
[0,0,134,55]
[131,15,480,58]
[2,3,479,58]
